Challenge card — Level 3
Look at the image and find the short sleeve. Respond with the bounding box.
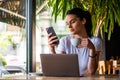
[91,37,102,51]
[56,37,66,52]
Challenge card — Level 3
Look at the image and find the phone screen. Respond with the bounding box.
[46,27,57,37]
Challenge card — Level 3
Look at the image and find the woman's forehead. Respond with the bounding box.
[65,14,77,21]
[66,14,77,18]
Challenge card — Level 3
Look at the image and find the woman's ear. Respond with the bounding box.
[82,18,86,25]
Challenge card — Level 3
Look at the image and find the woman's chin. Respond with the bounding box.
[70,31,75,34]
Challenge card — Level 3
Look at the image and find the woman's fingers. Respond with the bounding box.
[78,38,89,47]
[82,38,88,45]
[47,33,59,47]
[49,38,59,45]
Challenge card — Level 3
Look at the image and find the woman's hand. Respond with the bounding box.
[48,33,59,46]
[78,38,94,48]
[47,33,59,53]
[78,38,88,48]
[78,38,96,54]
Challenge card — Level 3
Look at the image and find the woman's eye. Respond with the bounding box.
[71,20,76,24]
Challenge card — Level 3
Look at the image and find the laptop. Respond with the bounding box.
[40,54,80,77]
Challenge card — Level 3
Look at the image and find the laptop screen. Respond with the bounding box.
[40,54,80,77]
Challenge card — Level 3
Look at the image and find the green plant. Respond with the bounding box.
[48,0,120,40]
[0,54,7,66]
[0,34,13,49]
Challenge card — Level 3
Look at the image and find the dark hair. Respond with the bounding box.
[66,8,92,37]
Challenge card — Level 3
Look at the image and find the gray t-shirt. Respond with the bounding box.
[57,35,102,76]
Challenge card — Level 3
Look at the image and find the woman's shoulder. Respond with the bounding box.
[89,36,101,43]
[60,35,72,40]
[90,36,101,40]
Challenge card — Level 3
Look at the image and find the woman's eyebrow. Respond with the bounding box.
[66,18,77,24]
[69,18,77,22]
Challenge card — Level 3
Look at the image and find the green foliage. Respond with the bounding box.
[0,54,7,66]
[0,34,13,49]
[48,0,84,21]
[48,0,120,40]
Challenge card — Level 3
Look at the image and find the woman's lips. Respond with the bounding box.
[70,29,74,32]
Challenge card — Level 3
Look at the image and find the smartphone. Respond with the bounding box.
[46,26,59,44]
[46,27,57,37]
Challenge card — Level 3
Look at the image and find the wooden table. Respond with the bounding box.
[0,74,120,80]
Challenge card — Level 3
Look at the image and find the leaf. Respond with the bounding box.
[62,0,67,20]
[108,23,112,40]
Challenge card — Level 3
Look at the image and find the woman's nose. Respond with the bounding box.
[68,24,72,28]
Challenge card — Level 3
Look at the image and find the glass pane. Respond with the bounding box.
[0,0,26,75]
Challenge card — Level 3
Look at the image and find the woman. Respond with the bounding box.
[47,8,102,76]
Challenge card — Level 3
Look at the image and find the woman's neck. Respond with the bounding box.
[73,29,88,38]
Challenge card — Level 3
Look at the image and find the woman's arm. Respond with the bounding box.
[79,38,101,75]
[87,50,100,75]
[87,39,101,75]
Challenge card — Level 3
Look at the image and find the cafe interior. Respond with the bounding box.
[0,0,120,79]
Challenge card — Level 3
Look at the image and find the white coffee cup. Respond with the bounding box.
[70,38,81,47]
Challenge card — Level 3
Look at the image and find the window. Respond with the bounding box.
[0,0,26,75]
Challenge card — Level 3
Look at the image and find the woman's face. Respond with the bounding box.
[66,14,86,35]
